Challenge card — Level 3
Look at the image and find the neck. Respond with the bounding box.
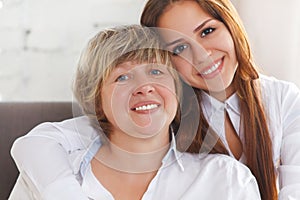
[95,126,171,173]
[95,142,170,173]
[206,84,236,102]
[109,126,170,153]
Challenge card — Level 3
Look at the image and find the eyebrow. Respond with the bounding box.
[164,18,214,47]
[164,38,185,48]
[193,18,213,33]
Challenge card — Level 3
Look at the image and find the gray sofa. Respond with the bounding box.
[0,102,76,199]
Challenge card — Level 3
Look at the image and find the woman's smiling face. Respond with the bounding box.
[101,61,178,139]
[157,0,238,100]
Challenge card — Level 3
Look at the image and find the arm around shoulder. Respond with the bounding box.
[10,117,95,199]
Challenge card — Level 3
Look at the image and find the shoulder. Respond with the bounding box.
[259,74,300,94]
[177,153,258,195]
[30,116,92,133]
[181,153,253,179]
[29,116,98,138]
[259,74,300,107]
[14,116,99,152]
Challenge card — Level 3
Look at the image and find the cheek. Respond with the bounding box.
[101,87,129,122]
[218,31,236,57]
[155,75,177,97]
[110,87,130,110]
[158,84,178,115]
[172,57,193,80]
[164,92,179,121]
[159,76,177,94]
[101,92,113,121]
[222,37,238,68]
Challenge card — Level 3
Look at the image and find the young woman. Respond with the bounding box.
[140,0,300,199]
[9,25,260,199]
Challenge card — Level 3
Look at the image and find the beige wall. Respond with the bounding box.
[232,0,300,86]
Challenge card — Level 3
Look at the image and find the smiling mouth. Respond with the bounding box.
[132,104,159,111]
[200,59,222,76]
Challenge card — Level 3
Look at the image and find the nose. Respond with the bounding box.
[191,42,212,65]
[133,84,155,96]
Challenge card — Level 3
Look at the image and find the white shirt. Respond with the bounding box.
[201,74,300,198]
[9,117,97,200]
[10,75,300,199]
[9,117,260,199]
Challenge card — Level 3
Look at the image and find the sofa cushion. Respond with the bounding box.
[0,102,76,200]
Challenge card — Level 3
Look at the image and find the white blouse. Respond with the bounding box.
[9,74,300,199]
[9,119,260,199]
[201,74,300,198]
[81,135,259,199]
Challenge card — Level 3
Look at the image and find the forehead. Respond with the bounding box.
[114,61,145,71]
[112,61,167,73]
[158,1,212,35]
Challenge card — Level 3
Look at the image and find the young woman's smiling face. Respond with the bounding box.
[158,0,238,100]
[101,61,178,139]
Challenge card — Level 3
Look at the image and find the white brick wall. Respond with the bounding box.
[0,0,146,101]
[0,0,299,101]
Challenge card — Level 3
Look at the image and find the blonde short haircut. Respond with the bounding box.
[73,25,181,137]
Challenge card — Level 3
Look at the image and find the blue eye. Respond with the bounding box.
[116,74,129,82]
[172,44,188,55]
[150,69,163,75]
[201,27,215,37]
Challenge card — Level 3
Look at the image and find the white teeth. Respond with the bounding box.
[134,104,158,111]
[201,60,222,75]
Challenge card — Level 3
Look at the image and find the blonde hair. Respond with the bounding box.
[141,1,277,199]
[73,25,181,138]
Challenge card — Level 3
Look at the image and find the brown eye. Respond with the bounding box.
[201,27,215,37]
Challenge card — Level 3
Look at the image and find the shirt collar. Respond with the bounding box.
[225,93,240,115]
[201,91,240,115]
[72,136,100,176]
[201,91,224,112]
[75,131,185,176]
[161,131,184,172]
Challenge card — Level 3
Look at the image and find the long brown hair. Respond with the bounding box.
[141,0,277,199]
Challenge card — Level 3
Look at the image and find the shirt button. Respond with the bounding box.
[224,103,229,110]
